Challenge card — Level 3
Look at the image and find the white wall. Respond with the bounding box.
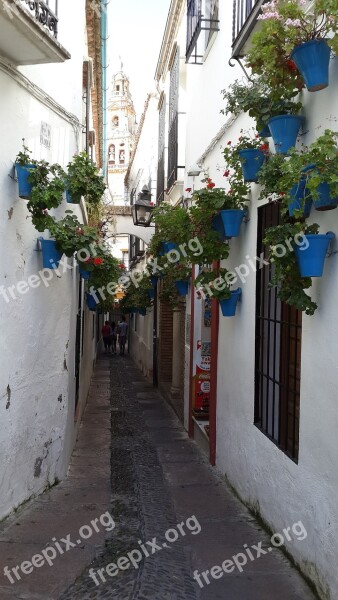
[0,0,96,520]
[183,2,338,598]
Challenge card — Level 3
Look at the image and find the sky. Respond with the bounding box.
[108,0,171,120]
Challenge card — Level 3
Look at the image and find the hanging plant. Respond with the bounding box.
[26,161,66,231]
[148,202,192,257]
[66,152,106,205]
[48,214,98,257]
[222,130,269,182]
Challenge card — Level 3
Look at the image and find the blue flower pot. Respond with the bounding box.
[238,148,265,182]
[40,239,63,269]
[86,293,98,311]
[150,275,158,287]
[79,267,91,280]
[258,125,271,138]
[175,280,189,296]
[212,213,230,241]
[288,181,312,218]
[16,163,36,199]
[268,115,304,154]
[313,182,338,211]
[219,209,246,238]
[219,288,242,317]
[291,39,331,92]
[138,308,147,316]
[294,232,335,277]
[66,189,81,204]
[160,241,178,255]
[147,288,155,300]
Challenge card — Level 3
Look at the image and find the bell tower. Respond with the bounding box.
[107,67,137,204]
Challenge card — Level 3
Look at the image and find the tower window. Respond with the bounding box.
[108,144,115,164]
[116,85,120,92]
[113,115,119,127]
[119,149,125,164]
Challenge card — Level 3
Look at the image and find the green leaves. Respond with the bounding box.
[66,152,106,205]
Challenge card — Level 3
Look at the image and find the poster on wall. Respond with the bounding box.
[193,340,211,418]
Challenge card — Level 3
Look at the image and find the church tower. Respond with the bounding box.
[107,68,137,204]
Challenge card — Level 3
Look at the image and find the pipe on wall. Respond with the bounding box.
[100,0,109,179]
[209,260,220,466]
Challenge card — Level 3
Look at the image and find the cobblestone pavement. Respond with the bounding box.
[60,355,317,600]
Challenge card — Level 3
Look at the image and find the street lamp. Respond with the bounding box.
[131,185,154,227]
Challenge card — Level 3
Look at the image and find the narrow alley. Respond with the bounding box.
[0,355,317,599]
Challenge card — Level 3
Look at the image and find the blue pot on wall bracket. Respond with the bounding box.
[219,288,242,317]
[175,280,189,296]
[86,293,98,311]
[238,148,265,183]
[138,308,147,316]
[258,124,271,138]
[294,232,335,277]
[268,114,304,154]
[219,209,246,238]
[150,275,158,287]
[313,182,338,211]
[147,288,155,300]
[39,238,63,270]
[16,163,36,199]
[291,39,331,92]
[159,241,178,255]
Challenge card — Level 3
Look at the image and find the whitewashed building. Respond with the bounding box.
[131,0,338,598]
[0,0,107,519]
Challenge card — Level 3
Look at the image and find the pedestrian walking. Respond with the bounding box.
[111,321,117,354]
[102,321,112,354]
[117,316,128,355]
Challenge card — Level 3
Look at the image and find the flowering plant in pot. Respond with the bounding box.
[222,130,269,182]
[257,153,313,218]
[15,141,37,199]
[221,78,301,137]
[148,202,192,256]
[162,262,191,296]
[263,220,334,315]
[256,0,338,92]
[49,214,98,258]
[66,152,106,204]
[274,130,338,212]
[89,247,121,297]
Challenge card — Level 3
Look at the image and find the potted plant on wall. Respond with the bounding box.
[27,160,66,228]
[195,268,242,317]
[15,141,37,199]
[255,0,338,93]
[222,130,269,183]
[66,152,106,205]
[149,201,192,257]
[263,221,334,315]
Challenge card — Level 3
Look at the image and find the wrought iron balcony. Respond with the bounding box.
[232,0,266,59]
[20,0,58,38]
[186,0,219,64]
[0,0,70,64]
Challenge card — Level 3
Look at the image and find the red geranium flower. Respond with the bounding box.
[259,143,269,152]
[223,170,230,177]
[227,141,232,145]
[93,257,104,266]
[185,187,192,192]
[286,59,297,72]
[118,263,125,269]
[207,182,216,189]
[85,257,92,263]
[279,192,286,197]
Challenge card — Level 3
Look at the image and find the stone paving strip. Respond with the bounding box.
[0,355,319,599]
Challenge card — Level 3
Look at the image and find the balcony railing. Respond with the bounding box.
[20,0,58,38]
[232,0,266,58]
[186,0,219,64]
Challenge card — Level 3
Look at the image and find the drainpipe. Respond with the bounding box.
[100,0,109,179]
[188,264,196,438]
[209,260,220,466]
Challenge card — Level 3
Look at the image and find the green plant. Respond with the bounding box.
[222,131,270,175]
[263,221,319,315]
[66,152,106,205]
[194,267,232,301]
[247,0,338,92]
[258,130,338,214]
[49,214,98,257]
[221,77,302,131]
[15,140,35,166]
[26,161,66,231]
[148,202,192,257]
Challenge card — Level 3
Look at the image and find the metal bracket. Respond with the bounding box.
[243,207,250,223]
[36,237,43,252]
[228,56,253,82]
[9,163,17,181]
[326,231,335,257]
